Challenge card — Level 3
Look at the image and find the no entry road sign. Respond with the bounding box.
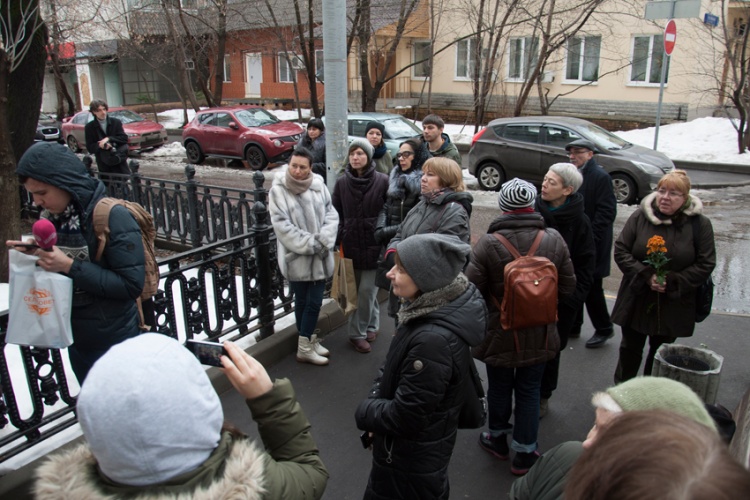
[665,19,676,55]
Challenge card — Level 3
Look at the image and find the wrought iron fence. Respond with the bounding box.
[1,171,295,465]
[21,157,261,248]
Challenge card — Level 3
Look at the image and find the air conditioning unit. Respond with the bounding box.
[290,55,306,70]
[541,70,555,83]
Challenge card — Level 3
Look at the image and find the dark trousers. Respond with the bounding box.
[141,298,157,331]
[486,362,545,453]
[540,305,576,399]
[97,156,130,195]
[572,277,613,336]
[614,326,677,384]
[289,280,326,339]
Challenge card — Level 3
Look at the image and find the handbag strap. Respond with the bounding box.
[691,216,700,258]
[430,201,466,233]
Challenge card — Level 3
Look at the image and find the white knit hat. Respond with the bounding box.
[498,178,537,212]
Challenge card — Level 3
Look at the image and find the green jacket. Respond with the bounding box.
[34,379,329,500]
[427,134,462,166]
[509,441,583,500]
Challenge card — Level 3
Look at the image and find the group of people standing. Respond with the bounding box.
[268,115,719,498]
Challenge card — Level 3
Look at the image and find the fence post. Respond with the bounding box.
[252,171,275,340]
[184,165,203,248]
[129,159,143,205]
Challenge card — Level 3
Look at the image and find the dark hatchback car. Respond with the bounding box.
[182,105,304,170]
[35,112,64,144]
[468,116,675,204]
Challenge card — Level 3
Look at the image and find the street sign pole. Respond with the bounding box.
[653,3,677,151]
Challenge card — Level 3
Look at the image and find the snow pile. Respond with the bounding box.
[142,141,186,157]
[267,108,311,121]
[156,107,208,129]
[615,117,749,165]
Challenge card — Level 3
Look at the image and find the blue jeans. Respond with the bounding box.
[486,363,546,453]
[289,280,326,339]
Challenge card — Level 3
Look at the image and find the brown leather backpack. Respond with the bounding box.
[491,230,558,335]
[93,198,158,331]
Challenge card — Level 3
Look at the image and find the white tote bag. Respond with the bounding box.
[6,250,74,349]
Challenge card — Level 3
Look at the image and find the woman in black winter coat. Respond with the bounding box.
[297,118,326,180]
[332,138,389,353]
[356,234,487,500]
[534,163,595,416]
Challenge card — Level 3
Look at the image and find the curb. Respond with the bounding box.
[0,300,348,500]
[691,180,750,189]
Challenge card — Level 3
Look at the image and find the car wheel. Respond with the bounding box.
[477,162,505,191]
[611,173,637,205]
[185,141,205,165]
[66,136,81,153]
[245,146,268,171]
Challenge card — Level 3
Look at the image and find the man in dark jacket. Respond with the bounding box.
[565,139,617,348]
[9,142,145,382]
[84,99,129,181]
[421,114,462,166]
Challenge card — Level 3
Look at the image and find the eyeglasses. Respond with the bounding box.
[396,152,414,159]
[656,189,684,199]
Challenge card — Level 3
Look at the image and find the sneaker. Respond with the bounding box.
[349,338,371,353]
[539,398,549,419]
[366,330,379,342]
[478,432,509,460]
[511,451,540,476]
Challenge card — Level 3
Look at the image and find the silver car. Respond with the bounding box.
[323,112,423,158]
[468,116,675,204]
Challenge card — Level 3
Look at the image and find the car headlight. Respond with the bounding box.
[273,139,283,147]
[292,134,300,141]
[631,161,662,175]
[127,133,139,138]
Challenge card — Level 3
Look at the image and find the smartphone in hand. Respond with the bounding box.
[12,243,40,250]
[185,339,227,367]
[360,431,373,449]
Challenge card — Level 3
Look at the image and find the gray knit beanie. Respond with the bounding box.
[396,234,471,293]
[349,137,374,165]
[498,178,537,212]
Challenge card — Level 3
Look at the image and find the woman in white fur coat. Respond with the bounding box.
[269,148,339,365]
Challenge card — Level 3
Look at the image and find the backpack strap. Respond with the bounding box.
[526,230,546,257]
[93,198,126,261]
[492,233,522,259]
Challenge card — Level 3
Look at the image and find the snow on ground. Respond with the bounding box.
[142,141,186,157]
[615,117,750,165]
[156,107,208,129]
[266,108,311,121]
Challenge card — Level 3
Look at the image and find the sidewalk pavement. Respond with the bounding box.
[220,298,750,499]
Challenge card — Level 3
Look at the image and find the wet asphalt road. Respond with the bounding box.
[133,145,750,314]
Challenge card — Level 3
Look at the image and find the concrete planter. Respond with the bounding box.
[653,344,724,405]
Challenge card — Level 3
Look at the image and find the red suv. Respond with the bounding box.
[182,105,304,170]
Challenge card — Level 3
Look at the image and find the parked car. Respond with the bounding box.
[62,108,168,154]
[323,112,424,158]
[468,116,675,204]
[182,105,304,170]
[35,112,64,144]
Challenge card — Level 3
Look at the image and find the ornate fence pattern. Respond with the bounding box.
[2,171,295,465]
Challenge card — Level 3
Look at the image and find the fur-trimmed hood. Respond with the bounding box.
[640,191,703,225]
[34,438,267,500]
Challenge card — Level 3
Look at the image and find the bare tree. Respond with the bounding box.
[0,0,47,282]
[160,0,200,112]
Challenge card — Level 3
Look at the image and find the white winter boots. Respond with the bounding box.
[297,334,329,365]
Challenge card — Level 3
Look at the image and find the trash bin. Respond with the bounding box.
[653,344,723,405]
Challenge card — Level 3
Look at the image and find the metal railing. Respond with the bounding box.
[21,158,262,248]
[1,171,295,464]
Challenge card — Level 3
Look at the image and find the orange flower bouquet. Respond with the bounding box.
[643,235,670,285]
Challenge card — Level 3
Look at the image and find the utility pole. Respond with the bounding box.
[322,0,348,191]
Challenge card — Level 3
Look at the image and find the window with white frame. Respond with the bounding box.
[456,39,484,80]
[630,35,669,85]
[223,54,231,82]
[508,36,539,81]
[315,49,324,82]
[413,41,431,78]
[565,36,600,83]
[278,52,298,83]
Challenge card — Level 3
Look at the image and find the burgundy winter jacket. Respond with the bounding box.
[332,163,389,270]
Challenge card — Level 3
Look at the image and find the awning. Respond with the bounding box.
[76,40,118,58]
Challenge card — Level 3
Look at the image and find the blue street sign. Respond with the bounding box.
[704,13,719,27]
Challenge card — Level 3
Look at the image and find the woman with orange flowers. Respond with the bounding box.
[610,170,715,383]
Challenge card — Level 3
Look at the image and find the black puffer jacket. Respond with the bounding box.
[535,193,595,312]
[374,144,431,246]
[355,276,487,500]
[16,143,144,378]
[297,131,326,180]
[332,162,388,270]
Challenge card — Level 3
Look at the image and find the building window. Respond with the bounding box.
[223,54,231,82]
[315,49,324,82]
[630,35,669,85]
[508,36,539,81]
[278,52,298,83]
[413,41,431,78]
[565,36,600,82]
[456,39,484,80]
